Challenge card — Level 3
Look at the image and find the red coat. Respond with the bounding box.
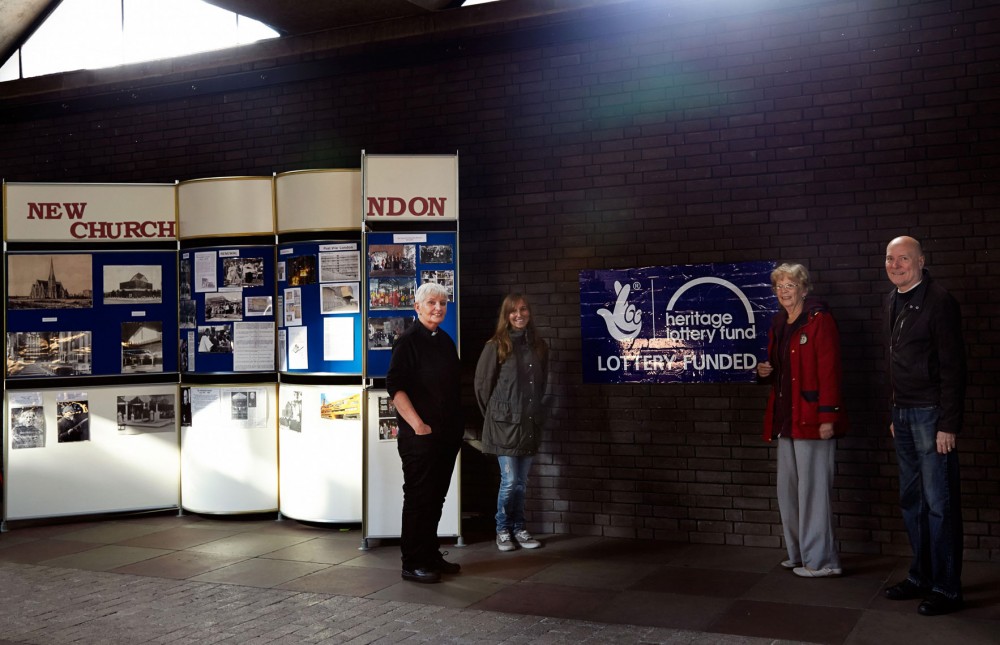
[761,302,847,441]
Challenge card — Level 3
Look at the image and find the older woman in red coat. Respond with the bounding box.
[758,263,847,578]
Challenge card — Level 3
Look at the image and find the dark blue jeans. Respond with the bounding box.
[496,455,533,533]
[892,405,963,599]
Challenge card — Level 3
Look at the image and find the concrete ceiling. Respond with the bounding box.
[0,0,469,67]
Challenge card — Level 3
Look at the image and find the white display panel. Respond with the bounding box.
[3,182,176,243]
[177,176,275,238]
[4,384,180,521]
[363,154,459,222]
[363,389,460,539]
[275,169,361,233]
[180,384,278,514]
[277,383,363,522]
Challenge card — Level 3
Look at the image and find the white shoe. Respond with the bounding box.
[793,566,842,578]
[513,529,541,549]
[496,530,516,552]
[780,559,801,569]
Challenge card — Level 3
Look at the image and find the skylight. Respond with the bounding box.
[0,0,279,83]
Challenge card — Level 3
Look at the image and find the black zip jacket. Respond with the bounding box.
[884,270,966,434]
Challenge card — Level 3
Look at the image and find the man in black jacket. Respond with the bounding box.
[882,236,966,616]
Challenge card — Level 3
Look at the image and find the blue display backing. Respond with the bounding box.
[179,245,276,374]
[276,240,363,375]
[6,250,178,377]
[365,231,458,377]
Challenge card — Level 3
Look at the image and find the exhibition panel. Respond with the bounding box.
[179,383,279,514]
[277,383,363,522]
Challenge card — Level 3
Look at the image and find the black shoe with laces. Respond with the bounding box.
[431,552,461,574]
[884,579,930,601]
[918,592,963,616]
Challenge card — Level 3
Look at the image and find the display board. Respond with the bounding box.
[276,240,362,374]
[364,231,458,377]
[362,154,458,221]
[362,389,460,539]
[275,169,361,233]
[277,383,363,522]
[179,383,278,514]
[4,384,180,521]
[177,177,274,239]
[3,182,176,243]
[178,245,276,374]
[5,250,178,379]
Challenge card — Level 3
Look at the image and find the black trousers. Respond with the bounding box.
[397,432,461,570]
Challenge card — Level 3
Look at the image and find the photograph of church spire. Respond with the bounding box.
[121,321,163,373]
[7,254,93,309]
[103,265,163,304]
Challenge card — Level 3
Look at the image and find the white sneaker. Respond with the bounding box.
[513,529,541,549]
[793,566,842,578]
[781,559,801,569]
[496,530,516,552]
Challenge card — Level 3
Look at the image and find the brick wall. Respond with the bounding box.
[2,0,997,559]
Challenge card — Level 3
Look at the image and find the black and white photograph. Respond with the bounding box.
[230,390,258,421]
[205,292,243,321]
[10,405,46,449]
[180,387,193,427]
[287,255,317,286]
[57,397,90,443]
[419,244,453,264]
[7,254,93,310]
[6,331,93,378]
[179,335,190,372]
[180,298,197,328]
[280,389,303,432]
[321,283,359,314]
[319,249,360,282]
[369,277,416,310]
[378,418,399,441]
[197,325,233,353]
[179,257,192,299]
[102,265,162,304]
[121,322,163,373]
[117,394,175,434]
[367,316,414,350]
[320,392,361,421]
[368,244,415,277]
[222,257,266,288]
[245,296,273,316]
[420,270,455,301]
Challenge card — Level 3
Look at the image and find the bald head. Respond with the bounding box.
[885,236,925,292]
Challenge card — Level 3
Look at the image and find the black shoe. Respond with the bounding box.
[401,567,441,584]
[884,579,930,601]
[431,553,461,574]
[918,592,963,616]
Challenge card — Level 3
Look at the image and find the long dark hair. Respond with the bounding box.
[489,293,547,364]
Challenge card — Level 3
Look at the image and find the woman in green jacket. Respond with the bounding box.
[475,293,549,552]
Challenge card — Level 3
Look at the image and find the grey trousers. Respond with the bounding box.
[777,437,841,570]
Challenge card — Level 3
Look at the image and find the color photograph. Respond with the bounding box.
[6,331,93,378]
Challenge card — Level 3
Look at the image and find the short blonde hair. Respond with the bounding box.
[771,263,812,294]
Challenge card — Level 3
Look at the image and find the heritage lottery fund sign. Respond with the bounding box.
[579,261,778,384]
[4,183,176,242]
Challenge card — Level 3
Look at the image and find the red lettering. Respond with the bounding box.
[63,203,87,219]
[366,196,448,217]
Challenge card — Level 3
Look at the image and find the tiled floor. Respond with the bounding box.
[0,511,998,644]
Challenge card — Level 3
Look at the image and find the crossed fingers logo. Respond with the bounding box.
[597,281,642,341]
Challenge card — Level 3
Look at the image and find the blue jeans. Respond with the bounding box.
[496,455,533,533]
[892,406,963,599]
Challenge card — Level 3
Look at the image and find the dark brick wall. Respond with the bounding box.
[2,0,998,559]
